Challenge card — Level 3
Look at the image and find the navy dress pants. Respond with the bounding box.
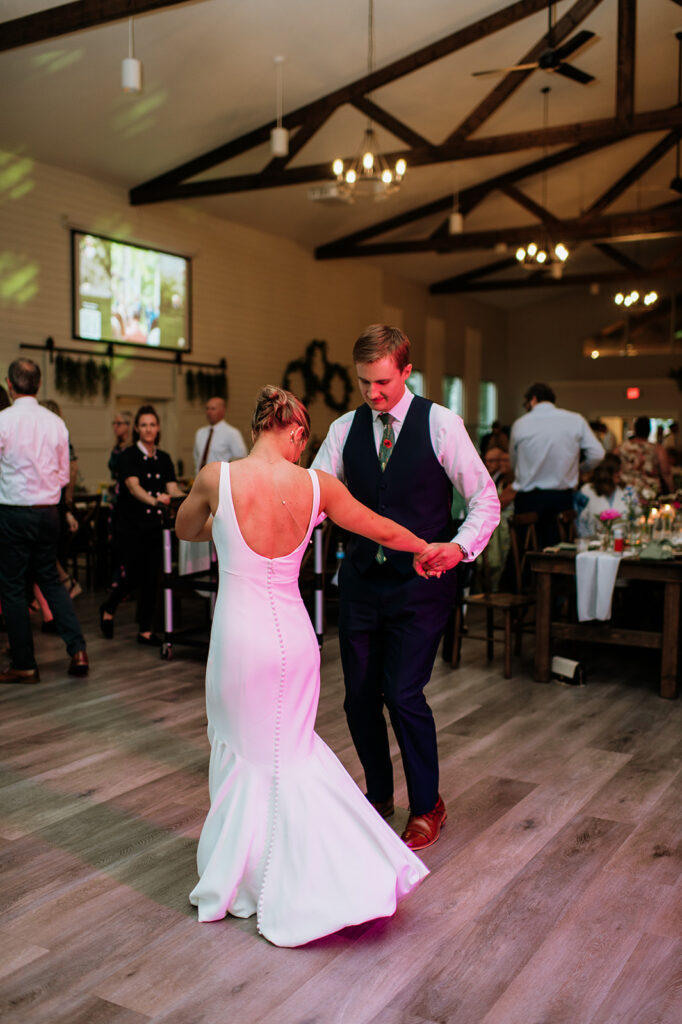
[339,557,457,817]
[0,505,86,670]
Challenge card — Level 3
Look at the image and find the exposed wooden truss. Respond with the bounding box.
[8,1,679,294]
[0,0,197,52]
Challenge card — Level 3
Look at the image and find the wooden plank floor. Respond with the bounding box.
[1,592,680,1024]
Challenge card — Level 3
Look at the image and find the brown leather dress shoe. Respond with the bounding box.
[0,664,40,684]
[367,796,395,818]
[401,795,447,851]
[68,651,89,677]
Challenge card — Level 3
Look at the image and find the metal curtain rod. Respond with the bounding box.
[20,338,227,371]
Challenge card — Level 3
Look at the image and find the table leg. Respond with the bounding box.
[660,580,680,699]
[534,571,552,683]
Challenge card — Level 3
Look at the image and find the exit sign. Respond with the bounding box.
[626,387,640,400]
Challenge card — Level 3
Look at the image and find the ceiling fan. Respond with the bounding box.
[472,0,596,85]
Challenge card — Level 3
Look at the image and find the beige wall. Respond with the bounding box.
[0,156,508,488]
[504,289,682,428]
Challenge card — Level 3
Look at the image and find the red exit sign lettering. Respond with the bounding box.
[626,387,640,400]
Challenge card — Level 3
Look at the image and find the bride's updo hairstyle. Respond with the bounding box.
[252,385,310,442]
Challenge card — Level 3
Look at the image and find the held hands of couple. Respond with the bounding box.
[413,541,466,579]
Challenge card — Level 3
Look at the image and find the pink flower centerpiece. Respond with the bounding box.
[599,508,621,548]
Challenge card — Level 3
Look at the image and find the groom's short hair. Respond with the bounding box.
[353,324,411,371]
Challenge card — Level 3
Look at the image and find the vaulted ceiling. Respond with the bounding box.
[1,0,681,306]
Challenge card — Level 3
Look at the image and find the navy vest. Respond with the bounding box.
[342,397,453,574]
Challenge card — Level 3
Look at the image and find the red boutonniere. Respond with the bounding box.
[383,438,393,449]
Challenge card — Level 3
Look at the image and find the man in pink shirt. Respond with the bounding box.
[0,358,89,682]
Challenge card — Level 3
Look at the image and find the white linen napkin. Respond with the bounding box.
[576,550,622,621]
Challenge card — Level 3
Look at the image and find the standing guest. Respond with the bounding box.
[509,382,604,548]
[313,325,499,851]
[616,415,674,498]
[662,421,680,462]
[99,405,185,644]
[40,399,81,598]
[0,358,89,682]
[108,410,133,484]
[107,410,133,593]
[193,396,247,476]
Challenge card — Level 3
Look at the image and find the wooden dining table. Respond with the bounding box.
[528,549,682,700]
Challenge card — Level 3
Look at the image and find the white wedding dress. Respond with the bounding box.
[189,463,428,947]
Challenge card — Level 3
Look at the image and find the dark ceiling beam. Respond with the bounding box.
[432,257,521,289]
[318,138,624,258]
[0,0,194,52]
[615,0,636,123]
[430,266,682,295]
[499,184,564,227]
[350,98,434,151]
[317,207,682,260]
[593,242,644,272]
[130,0,550,196]
[653,239,682,270]
[316,196,456,258]
[584,130,681,217]
[131,107,682,204]
[446,0,605,144]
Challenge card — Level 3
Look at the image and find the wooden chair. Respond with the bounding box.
[449,512,539,679]
[557,508,577,542]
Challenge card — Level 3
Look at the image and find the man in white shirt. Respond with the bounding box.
[192,396,247,475]
[510,382,604,547]
[0,358,89,682]
[313,324,499,851]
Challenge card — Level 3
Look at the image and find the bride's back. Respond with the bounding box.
[228,459,314,559]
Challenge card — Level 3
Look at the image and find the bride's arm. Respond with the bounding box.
[175,464,219,542]
[316,470,427,555]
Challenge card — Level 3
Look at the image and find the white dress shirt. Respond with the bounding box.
[510,402,604,492]
[0,395,70,505]
[312,388,500,560]
[193,419,247,475]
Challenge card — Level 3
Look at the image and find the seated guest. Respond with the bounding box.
[617,416,673,499]
[575,458,628,537]
[480,448,515,591]
[99,405,185,645]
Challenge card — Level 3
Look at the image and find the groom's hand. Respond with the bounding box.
[416,542,465,576]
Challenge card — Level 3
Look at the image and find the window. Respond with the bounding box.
[407,369,425,397]
[443,375,464,416]
[479,381,498,441]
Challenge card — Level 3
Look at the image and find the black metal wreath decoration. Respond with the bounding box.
[282,339,353,413]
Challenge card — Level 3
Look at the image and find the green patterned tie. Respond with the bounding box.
[376,413,395,563]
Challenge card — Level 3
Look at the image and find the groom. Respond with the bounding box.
[313,325,499,849]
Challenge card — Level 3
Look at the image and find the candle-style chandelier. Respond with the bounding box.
[331,0,406,201]
[515,87,570,277]
[614,289,659,309]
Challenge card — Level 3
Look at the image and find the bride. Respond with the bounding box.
[176,386,432,947]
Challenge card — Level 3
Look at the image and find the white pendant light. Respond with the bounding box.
[270,56,289,157]
[121,17,142,93]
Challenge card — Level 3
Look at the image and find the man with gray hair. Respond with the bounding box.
[0,358,89,682]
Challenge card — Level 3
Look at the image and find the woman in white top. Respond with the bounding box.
[576,458,627,537]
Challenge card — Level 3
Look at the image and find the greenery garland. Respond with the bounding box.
[55,353,110,401]
[184,369,228,404]
[282,339,353,413]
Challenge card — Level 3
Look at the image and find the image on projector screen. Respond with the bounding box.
[73,231,191,352]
